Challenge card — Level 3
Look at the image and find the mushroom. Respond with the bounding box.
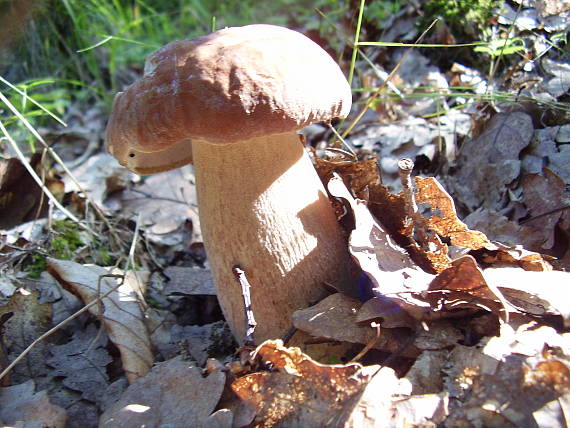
[106,24,355,343]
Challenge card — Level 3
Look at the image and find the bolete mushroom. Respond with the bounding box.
[106,24,355,343]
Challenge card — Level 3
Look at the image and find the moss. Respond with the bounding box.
[26,219,84,279]
[420,0,500,37]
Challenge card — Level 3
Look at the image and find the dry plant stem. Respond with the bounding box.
[194,133,353,343]
[0,92,123,247]
[0,273,124,382]
[0,118,87,230]
[0,216,141,382]
[350,322,381,362]
[341,19,439,139]
[398,158,428,246]
[233,266,257,345]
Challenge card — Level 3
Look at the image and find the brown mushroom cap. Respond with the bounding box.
[106,24,352,171]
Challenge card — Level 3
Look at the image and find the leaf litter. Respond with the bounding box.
[0,2,569,426]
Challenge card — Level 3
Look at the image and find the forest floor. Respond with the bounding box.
[0,1,569,426]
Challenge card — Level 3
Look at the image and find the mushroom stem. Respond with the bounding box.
[193,133,354,343]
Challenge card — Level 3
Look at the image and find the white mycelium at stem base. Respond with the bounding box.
[105,24,356,343]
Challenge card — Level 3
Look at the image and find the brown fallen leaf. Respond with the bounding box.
[414,176,494,251]
[443,322,570,427]
[47,258,152,382]
[292,293,419,357]
[522,168,570,250]
[231,340,372,427]
[0,380,66,428]
[449,110,534,212]
[100,356,226,427]
[0,155,64,229]
[339,366,449,427]
[427,255,509,322]
[483,266,570,327]
[327,174,433,303]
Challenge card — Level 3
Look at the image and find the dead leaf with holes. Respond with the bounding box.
[47,258,152,382]
[231,340,373,427]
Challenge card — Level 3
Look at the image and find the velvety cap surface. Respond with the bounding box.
[106,24,352,166]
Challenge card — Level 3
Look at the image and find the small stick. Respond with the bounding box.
[232,265,257,346]
[350,322,381,362]
[398,158,429,246]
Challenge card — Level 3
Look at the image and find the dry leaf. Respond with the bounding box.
[46,323,112,404]
[100,356,225,428]
[340,366,448,428]
[163,266,216,295]
[483,266,570,326]
[0,290,52,382]
[0,155,64,229]
[47,258,152,382]
[327,174,433,302]
[356,297,417,329]
[427,255,509,321]
[522,169,569,249]
[443,322,570,427]
[293,293,419,357]
[0,380,66,428]
[232,340,372,427]
[464,208,547,251]
[119,166,200,246]
[414,176,493,251]
[64,152,130,213]
[449,111,534,211]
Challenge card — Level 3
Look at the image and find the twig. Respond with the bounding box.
[232,265,257,346]
[0,273,124,382]
[342,19,440,139]
[350,322,381,362]
[0,91,124,249]
[519,205,570,225]
[0,215,142,382]
[0,118,89,232]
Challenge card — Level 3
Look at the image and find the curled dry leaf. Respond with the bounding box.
[0,155,64,229]
[231,340,372,427]
[428,255,509,322]
[0,380,66,428]
[313,153,381,199]
[47,258,152,382]
[100,356,226,428]
[327,174,432,297]
[328,176,508,322]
